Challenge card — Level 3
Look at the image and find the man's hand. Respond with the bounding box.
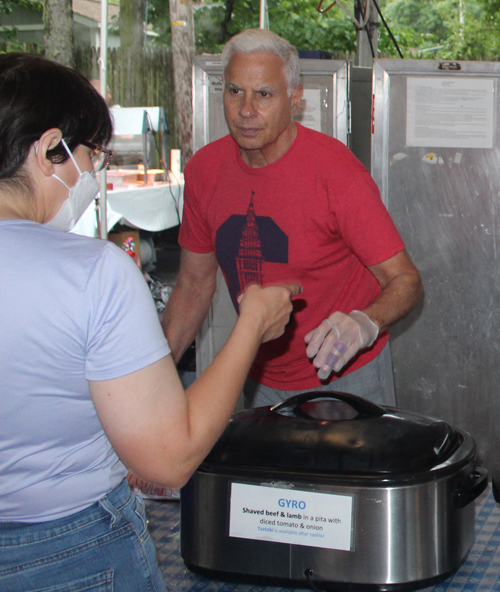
[304,250,422,381]
[305,310,379,379]
[238,283,303,343]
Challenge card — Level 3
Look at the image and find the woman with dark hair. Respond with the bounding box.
[0,53,301,591]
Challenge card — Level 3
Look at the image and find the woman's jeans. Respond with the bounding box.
[0,479,167,592]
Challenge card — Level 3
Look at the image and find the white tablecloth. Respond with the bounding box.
[72,178,184,238]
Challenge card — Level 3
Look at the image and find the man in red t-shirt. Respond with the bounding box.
[162,28,422,407]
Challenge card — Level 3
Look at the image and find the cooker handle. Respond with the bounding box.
[453,468,488,509]
[271,391,386,418]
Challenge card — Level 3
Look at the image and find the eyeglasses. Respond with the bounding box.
[82,141,113,171]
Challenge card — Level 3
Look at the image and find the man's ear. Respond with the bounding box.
[291,85,303,114]
[35,128,63,177]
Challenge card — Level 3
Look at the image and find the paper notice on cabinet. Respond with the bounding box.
[406,77,495,149]
[295,89,322,132]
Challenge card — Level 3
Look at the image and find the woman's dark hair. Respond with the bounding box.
[0,53,113,181]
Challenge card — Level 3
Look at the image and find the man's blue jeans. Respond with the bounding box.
[0,478,167,592]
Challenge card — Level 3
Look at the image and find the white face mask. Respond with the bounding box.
[47,139,99,232]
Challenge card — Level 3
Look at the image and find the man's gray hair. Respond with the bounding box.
[221,29,301,95]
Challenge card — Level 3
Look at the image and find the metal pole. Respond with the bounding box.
[98,0,109,239]
[259,0,267,29]
[355,0,379,67]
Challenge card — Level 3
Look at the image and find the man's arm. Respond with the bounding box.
[363,249,423,331]
[90,283,302,490]
[305,249,422,375]
[161,248,219,364]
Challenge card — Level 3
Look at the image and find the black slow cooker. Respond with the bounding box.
[181,392,487,591]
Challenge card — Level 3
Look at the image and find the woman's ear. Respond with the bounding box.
[34,128,63,177]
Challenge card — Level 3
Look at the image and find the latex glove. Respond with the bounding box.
[304,310,379,379]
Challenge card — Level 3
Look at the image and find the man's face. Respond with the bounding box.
[223,52,302,162]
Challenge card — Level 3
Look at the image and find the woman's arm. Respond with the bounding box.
[89,283,301,489]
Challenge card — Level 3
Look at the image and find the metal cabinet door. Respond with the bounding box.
[372,58,500,471]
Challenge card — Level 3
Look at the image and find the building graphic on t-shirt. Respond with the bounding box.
[215,193,288,308]
[236,191,264,291]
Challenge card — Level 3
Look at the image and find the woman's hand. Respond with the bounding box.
[238,283,303,343]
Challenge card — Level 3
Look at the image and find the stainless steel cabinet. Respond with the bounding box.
[372,58,500,471]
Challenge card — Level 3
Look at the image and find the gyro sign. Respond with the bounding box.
[229,483,353,551]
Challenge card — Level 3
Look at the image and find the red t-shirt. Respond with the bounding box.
[180,124,405,390]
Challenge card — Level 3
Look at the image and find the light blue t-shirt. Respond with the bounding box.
[0,220,171,522]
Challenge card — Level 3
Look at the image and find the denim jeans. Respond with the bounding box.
[0,479,167,592]
[244,342,396,408]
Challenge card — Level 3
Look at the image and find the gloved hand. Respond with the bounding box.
[304,310,379,379]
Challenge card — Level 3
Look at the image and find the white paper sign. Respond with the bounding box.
[229,483,353,551]
[296,89,322,132]
[406,77,495,149]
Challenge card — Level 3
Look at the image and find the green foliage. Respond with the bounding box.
[265,0,356,54]
[0,0,43,46]
[479,0,500,15]
[184,0,500,60]
[377,25,434,58]
[146,0,171,46]
[149,0,356,55]
[193,5,225,52]
[6,0,497,63]
[378,0,500,60]
[380,0,449,39]
[0,0,42,12]
[0,28,18,44]
[146,0,500,61]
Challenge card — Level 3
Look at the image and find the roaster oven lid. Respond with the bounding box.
[204,391,462,475]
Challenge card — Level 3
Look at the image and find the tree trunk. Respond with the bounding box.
[120,0,144,49]
[219,0,236,45]
[169,0,195,168]
[43,0,74,68]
